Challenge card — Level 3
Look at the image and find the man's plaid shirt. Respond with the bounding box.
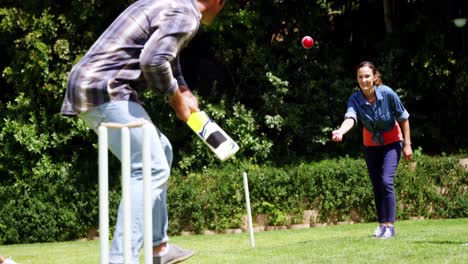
[61,0,201,116]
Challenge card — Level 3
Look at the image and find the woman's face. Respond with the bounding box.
[356,66,375,92]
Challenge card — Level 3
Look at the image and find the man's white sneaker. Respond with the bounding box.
[153,244,194,264]
[3,257,18,264]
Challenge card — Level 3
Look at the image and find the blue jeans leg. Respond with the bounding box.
[364,142,402,223]
[79,101,171,264]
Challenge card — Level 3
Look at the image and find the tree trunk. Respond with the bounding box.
[383,0,393,35]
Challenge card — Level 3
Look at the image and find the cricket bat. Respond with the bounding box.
[186,111,240,161]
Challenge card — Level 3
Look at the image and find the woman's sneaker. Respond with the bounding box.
[372,225,386,237]
[381,226,395,239]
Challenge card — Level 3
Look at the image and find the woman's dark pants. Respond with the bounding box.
[364,141,402,223]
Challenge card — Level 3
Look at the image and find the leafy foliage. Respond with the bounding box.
[0,0,467,243]
[167,154,467,235]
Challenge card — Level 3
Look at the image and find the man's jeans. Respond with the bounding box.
[80,101,172,264]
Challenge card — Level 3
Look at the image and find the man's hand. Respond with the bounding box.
[169,87,199,122]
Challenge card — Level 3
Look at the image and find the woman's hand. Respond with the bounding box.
[331,119,354,143]
[403,143,412,160]
[331,130,344,142]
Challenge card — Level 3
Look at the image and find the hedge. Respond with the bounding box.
[167,154,468,234]
[0,154,466,244]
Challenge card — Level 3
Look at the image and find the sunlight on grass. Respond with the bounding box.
[0,219,467,263]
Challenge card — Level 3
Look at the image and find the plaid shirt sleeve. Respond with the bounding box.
[140,7,199,95]
[60,0,200,116]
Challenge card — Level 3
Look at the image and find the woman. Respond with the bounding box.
[331,61,412,238]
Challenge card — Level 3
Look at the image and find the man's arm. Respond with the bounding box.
[139,8,199,95]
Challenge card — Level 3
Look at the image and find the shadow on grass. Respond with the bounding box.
[412,240,467,245]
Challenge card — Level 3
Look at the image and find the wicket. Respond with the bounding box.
[243,172,255,248]
[98,120,153,264]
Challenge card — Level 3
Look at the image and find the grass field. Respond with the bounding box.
[0,218,467,263]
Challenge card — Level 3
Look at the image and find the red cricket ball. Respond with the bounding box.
[301,36,314,49]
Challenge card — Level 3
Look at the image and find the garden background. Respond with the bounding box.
[0,0,467,244]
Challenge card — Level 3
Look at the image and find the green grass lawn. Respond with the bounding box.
[1,218,467,263]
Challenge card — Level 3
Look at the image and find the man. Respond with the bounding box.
[60,0,225,263]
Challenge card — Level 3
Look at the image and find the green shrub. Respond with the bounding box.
[1,150,466,242]
[166,155,467,235]
[396,153,468,219]
[168,165,246,234]
[0,0,467,244]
